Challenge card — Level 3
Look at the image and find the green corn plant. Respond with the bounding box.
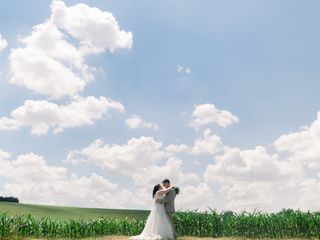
[1,208,320,238]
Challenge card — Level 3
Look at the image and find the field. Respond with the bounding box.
[0,202,149,220]
[23,237,320,240]
[1,203,320,239]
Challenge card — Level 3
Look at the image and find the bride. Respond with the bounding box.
[129,184,175,240]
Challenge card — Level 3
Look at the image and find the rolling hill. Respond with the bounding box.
[0,202,149,220]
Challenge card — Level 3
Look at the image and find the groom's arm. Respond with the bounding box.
[157,189,176,204]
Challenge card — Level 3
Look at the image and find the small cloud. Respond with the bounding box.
[0,34,7,52]
[177,64,192,74]
[126,115,158,130]
[190,103,239,130]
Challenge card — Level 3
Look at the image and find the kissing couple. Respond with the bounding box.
[130,179,179,240]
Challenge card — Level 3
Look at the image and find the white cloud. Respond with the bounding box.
[9,22,92,98]
[0,96,124,135]
[1,58,320,214]
[0,150,11,159]
[3,109,320,211]
[66,137,199,188]
[66,137,167,174]
[65,137,203,209]
[190,103,239,130]
[0,117,19,131]
[177,64,192,74]
[198,112,320,212]
[9,1,132,98]
[50,0,133,55]
[130,157,200,187]
[0,150,203,209]
[0,34,7,51]
[0,148,197,209]
[274,111,320,170]
[164,143,190,154]
[203,144,305,212]
[0,150,127,208]
[176,183,215,211]
[165,128,225,156]
[204,146,302,184]
[126,115,158,130]
[0,150,158,209]
[0,34,7,77]
[191,128,225,155]
[296,179,320,211]
[66,128,224,188]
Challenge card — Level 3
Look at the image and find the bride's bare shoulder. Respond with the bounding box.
[155,190,166,198]
[155,190,162,196]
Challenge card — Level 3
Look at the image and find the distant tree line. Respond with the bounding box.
[0,196,19,203]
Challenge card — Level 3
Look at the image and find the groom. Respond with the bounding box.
[156,179,177,239]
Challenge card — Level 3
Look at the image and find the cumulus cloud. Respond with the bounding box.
[0,148,161,209]
[0,117,19,131]
[63,133,214,210]
[177,183,215,211]
[274,112,320,170]
[3,110,320,211]
[203,146,305,212]
[204,146,302,184]
[163,111,320,212]
[164,143,190,154]
[0,96,124,135]
[177,64,192,74]
[0,148,199,209]
[65,136,199,187]
[0,149,159,209]
[0,34,7,77]
[165,128,225,156]
[126,115,158,130]
[130,157,200,187]
[9,0,132,98]
[66,137,167,174]
[190,103,239,130]
[0,34,7,51]
[50,0,133,54]
[0,150,125,208]
[191,128,225,155]
[9,22,91,98]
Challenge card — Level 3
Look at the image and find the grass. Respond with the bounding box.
[0,202,149,221]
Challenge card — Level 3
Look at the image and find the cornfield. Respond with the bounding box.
[0,208,320,239]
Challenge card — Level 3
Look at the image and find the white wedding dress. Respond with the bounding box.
[129,193,174,240]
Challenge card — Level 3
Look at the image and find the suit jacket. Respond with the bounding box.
[157,188,176,213]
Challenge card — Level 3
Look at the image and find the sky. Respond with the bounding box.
[0,0,320,212]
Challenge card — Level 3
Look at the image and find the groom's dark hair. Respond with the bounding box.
[162,179,170,184]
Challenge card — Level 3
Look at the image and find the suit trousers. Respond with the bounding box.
[166,212,176,238]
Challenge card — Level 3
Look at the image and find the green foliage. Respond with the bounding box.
[0,196,19,203]
[174,208,320,238]
[0,208,320,239]
[0,213,146,239]
[173,187,180,195]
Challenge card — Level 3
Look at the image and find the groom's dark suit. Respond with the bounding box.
[157,188,177,239]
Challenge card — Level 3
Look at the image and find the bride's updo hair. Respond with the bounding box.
[152,184,161,198]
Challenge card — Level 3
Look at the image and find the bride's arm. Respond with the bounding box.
[156,188,176,204]
[156,186,173,196]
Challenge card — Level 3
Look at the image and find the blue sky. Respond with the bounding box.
[0,0,320,212]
